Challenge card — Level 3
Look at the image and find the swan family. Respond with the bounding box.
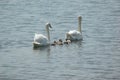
[33,16,83,48]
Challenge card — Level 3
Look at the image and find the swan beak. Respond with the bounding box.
[49,24,52,28]
[46,22,52,28]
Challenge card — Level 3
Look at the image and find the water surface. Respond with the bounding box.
[0,0,120,80]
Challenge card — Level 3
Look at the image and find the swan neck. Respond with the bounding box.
[78,16,82,33]
[46,25,50,42]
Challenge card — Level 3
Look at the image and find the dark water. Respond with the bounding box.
[0,0,120,80]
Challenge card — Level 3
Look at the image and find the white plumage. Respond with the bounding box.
[33,23,52,47]
[66,30,82,41]
[33,34,49,46]
[66,16,83,41]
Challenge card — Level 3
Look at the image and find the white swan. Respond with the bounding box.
[65,16,83,41]
[33,23,52,48]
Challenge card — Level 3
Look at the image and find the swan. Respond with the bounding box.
[33,23,52,48]
[65,16,83,41]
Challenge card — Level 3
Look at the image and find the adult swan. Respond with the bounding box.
[33,23,52,48]
[65,16,83,41]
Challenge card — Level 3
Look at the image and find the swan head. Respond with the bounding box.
[46,22,52,28]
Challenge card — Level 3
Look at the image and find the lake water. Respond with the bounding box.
[0,0,120,80]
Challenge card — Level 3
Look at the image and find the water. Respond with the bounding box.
[0,0,120,80]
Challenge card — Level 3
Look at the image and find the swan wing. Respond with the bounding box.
[34,33,49,45]
[67,30,82,40]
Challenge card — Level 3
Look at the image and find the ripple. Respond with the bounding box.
[0,0,120,80]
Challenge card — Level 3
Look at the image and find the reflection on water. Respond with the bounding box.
[33,45,51,51]
[71,40,83,46]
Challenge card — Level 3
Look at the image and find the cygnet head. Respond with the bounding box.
[57,39,63,45]
[51,40,57,46]
[65,39,68,41]
[59,39,63,42]
[52,40,57,44]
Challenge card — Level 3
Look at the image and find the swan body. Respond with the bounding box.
[33,34,49,47]
[33,23,52,48]
[66,30,82,41]
[65,16,83,41]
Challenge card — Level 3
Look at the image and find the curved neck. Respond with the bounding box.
[78,16,82,33]
[46,25,50,42]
